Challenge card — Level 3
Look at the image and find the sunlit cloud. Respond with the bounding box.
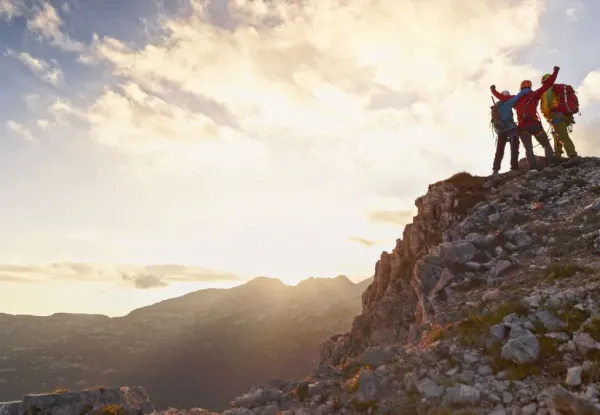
[349,237,377,247]
[6,50,63,85]
[6,120,34,141]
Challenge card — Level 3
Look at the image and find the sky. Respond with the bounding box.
[2,0,600,316]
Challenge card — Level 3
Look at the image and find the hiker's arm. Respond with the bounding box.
[505,95,519,107]
[505,88,529,106]
[535,66,560,95]
[490,86,510,101]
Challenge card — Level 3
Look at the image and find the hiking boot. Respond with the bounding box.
[492,170,499,176]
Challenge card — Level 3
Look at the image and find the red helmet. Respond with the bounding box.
[520,80,532,90]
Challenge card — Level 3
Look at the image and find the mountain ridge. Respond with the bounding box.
[0,274,373,411]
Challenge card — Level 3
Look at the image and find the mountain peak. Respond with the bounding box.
[296,275,354,288]
[242,276,286,287]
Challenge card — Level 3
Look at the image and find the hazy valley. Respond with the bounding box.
[0,275,371,411]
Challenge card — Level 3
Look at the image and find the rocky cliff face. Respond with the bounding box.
[320,173,488,366]
[224,156,600,414]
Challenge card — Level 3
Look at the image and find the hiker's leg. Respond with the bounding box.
[508,129,520,170]
[519,131,537,170]
[553,119,578,157]
[532,123,555,166]
[551,129,563,158]
[492,132,508,172]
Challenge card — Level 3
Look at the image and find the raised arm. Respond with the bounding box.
[490,85,512,101]
[534,66,560,96]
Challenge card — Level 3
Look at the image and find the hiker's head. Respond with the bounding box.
[501,90,510,96]
[520,80,532,90]
[541,74,551,83]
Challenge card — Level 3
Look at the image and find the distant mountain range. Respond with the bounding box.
[0,275,372,411]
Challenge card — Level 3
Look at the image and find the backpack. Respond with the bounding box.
[552,84,579,115]
[490,104,505,132]
[519,92,539,123]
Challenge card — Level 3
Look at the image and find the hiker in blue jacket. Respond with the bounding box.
[490,88,529,175]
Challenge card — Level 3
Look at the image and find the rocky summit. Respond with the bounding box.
[7,157,600,414]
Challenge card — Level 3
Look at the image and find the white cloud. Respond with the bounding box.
[37,119,51,129]
[27,2,84,51]
[565,2,584,21]
[578,70,600,107]
[7,50,63,85]
[0,0,22,19]
[6,120,34,141]
[1,0,83,51]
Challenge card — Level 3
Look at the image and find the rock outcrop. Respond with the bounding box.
[224,157,600,414]
[0,386,155,415]
[320,173,487,367]
[0,387,221,415]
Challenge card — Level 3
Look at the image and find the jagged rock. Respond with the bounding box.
[565,366,583,386]
[403,372,419,392]
[355,346,395,367]
[492,260,513,277]
[442,384,481,407]
[466,232,491,248]
[231,386,282,409]
[502,332,540,364]
[430,240,477,264]
[573,332,600,351]
[354,370,378,403]
[417,378,444,399]
[0,402,19,415]
[535,310,567,331]
[503,228,534,248]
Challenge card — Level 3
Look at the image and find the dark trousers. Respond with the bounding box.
[518,121,554,170]
[493,128,520,171]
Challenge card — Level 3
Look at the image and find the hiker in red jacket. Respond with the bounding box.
[490,66,560,170]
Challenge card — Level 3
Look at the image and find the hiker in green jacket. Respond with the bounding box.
[539,73,580,160]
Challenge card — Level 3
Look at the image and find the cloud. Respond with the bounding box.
[0,262,242,288]
[121,264,242,289]
[368,209,415,225]
[142,264,242,282]
[0,0,22,19]
[572,116,600,157]
[578,70,600,107]
[121,272,169,289]
[26,1,84,51]
[51,0,546,188]
[6,50,63,85]
[565,2,583,21]
[6,120,34,141]
[0,0,83,51]
[349,236,377,247]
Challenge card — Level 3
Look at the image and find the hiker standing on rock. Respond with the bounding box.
[539,73,580,161]
[491,66,560,170]
[490,88,529,175]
